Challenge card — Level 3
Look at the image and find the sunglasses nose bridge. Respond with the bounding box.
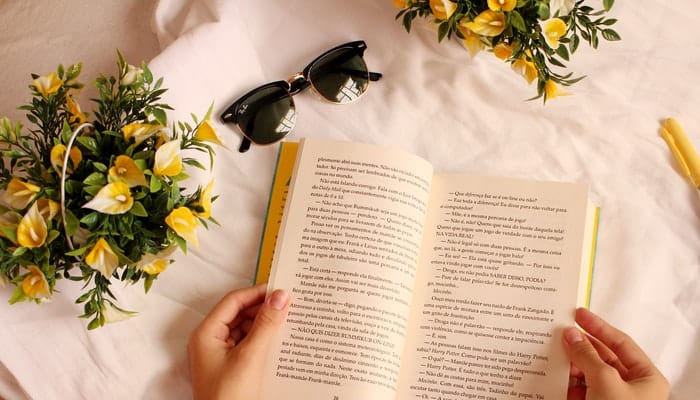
[286,72,310,95]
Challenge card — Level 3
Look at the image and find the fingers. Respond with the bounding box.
[239,289,291,351]
[575,308,653,371]
[198,283,268,342]
[562,327,622,388]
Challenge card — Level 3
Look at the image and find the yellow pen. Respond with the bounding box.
[659,118,700,192]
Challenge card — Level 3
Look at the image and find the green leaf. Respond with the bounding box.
[437,21,450,42]
[1,226,17,243]
[83,185,102,196]
[510,11,526,33]
[603,0,615,12]
[555,45,570,61]
[601,29,621,41]
[183,158,206,170]
[150,175,162,193]
[65,246,90,257]
[87,317,102,330]
[12,247,28,257]
[151,108,167,126]
[537,3,550,19]
[46,230,60,245]
[92,162,108,172]
[83,172,106,186]
[80,212,100,227]
[8,286,27,305]
[129,201,148,217]
[77,137,98,154]
[64,209,80,235]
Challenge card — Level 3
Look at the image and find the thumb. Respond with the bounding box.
[241,289,291,351]
[563,327,620,387]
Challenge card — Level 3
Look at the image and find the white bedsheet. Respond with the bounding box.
[1,1,699,399]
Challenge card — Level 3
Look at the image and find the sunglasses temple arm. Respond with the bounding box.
[238,137,252,153]
[369,72,383,81]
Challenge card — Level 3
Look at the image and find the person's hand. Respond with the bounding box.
[562,307,669,400]
[188,283,291,400]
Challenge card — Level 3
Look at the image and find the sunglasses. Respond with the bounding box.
[220,40,382,153]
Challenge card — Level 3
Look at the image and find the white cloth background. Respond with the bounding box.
[1,0,699,399]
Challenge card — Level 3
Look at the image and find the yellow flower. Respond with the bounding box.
[493,42,514,60]
[83,182,134,214]
[392,0,408,8]
[429,0,457,20]
[85,238,119,277]
[65,95,87,126]
[0,211,21,242]
[36,198,60,221]
[544,80,571,101]
[195,120,224,146]
[122,123,163,147]
[108,155,148,187]
[50,144,82,174]
[457,23,485,57]
[154,139,183,177]
[33,72,62,97]
[22,265,51,299]
[192,180,214,218]
[165,207,199,247]
[541,18,567,49]
[101,302,137,323]
[17,202,47,248]
[512,57,538,84]
[136,247,176,275]
[1,178,40,210]
[487,0,516,12]
[462,10,506,37]
[121,64,143,86]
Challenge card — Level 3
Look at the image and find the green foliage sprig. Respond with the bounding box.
[394,0,621,101]
[0,53,222,329]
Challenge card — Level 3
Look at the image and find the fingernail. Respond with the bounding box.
[564,328,584,344]
[268,290,289,310]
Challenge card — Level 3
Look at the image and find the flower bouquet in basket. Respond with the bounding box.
[0,53,222,329]
[393,0,620,101]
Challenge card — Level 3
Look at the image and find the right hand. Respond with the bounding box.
[562,308,669,400]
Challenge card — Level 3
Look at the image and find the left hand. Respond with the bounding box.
[187,283,291,400]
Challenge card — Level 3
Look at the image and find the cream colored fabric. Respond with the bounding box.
[0,1,698,399]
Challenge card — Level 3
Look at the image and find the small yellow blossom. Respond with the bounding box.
[83,182,134,215]
[36,198,60,221]
[462,10,506,37]
[33,73,62,97]
[487,0,516,12]
[17,202,48,248]
[195,120,224,146]
[122,123,163,147]
[136,247,176,275]
[512,57,538,84]
[493,42,514,60]
[65,95,87,126]
[192,180,214,218]
[50,144,82,174]
[541,18,567,49]
[121,64,143,86]
[165,207,199,247]
[101,302,137,323]
[22,265,51,299]
[392,0,408,9]
[430,0,457,20]
[457,22,485,57]
[544,80,571,101]
[154,139,183,177]
[108,155,148,187]
[1,178,40,210]
[85,238,119,277]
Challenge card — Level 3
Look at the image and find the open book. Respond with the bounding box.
[256,137,599,400]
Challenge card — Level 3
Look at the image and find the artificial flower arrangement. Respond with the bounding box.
[0,54,221,329]
[393,0,620,101]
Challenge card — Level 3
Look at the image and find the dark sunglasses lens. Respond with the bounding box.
[309,47,369,104]
[237,85,296,145]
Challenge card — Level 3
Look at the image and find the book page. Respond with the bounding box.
[263,138,434,400]
[397,173,591,400]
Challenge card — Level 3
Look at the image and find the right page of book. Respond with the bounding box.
[397,172,594,400]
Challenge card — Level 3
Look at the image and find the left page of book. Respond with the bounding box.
[261,137,435,400]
